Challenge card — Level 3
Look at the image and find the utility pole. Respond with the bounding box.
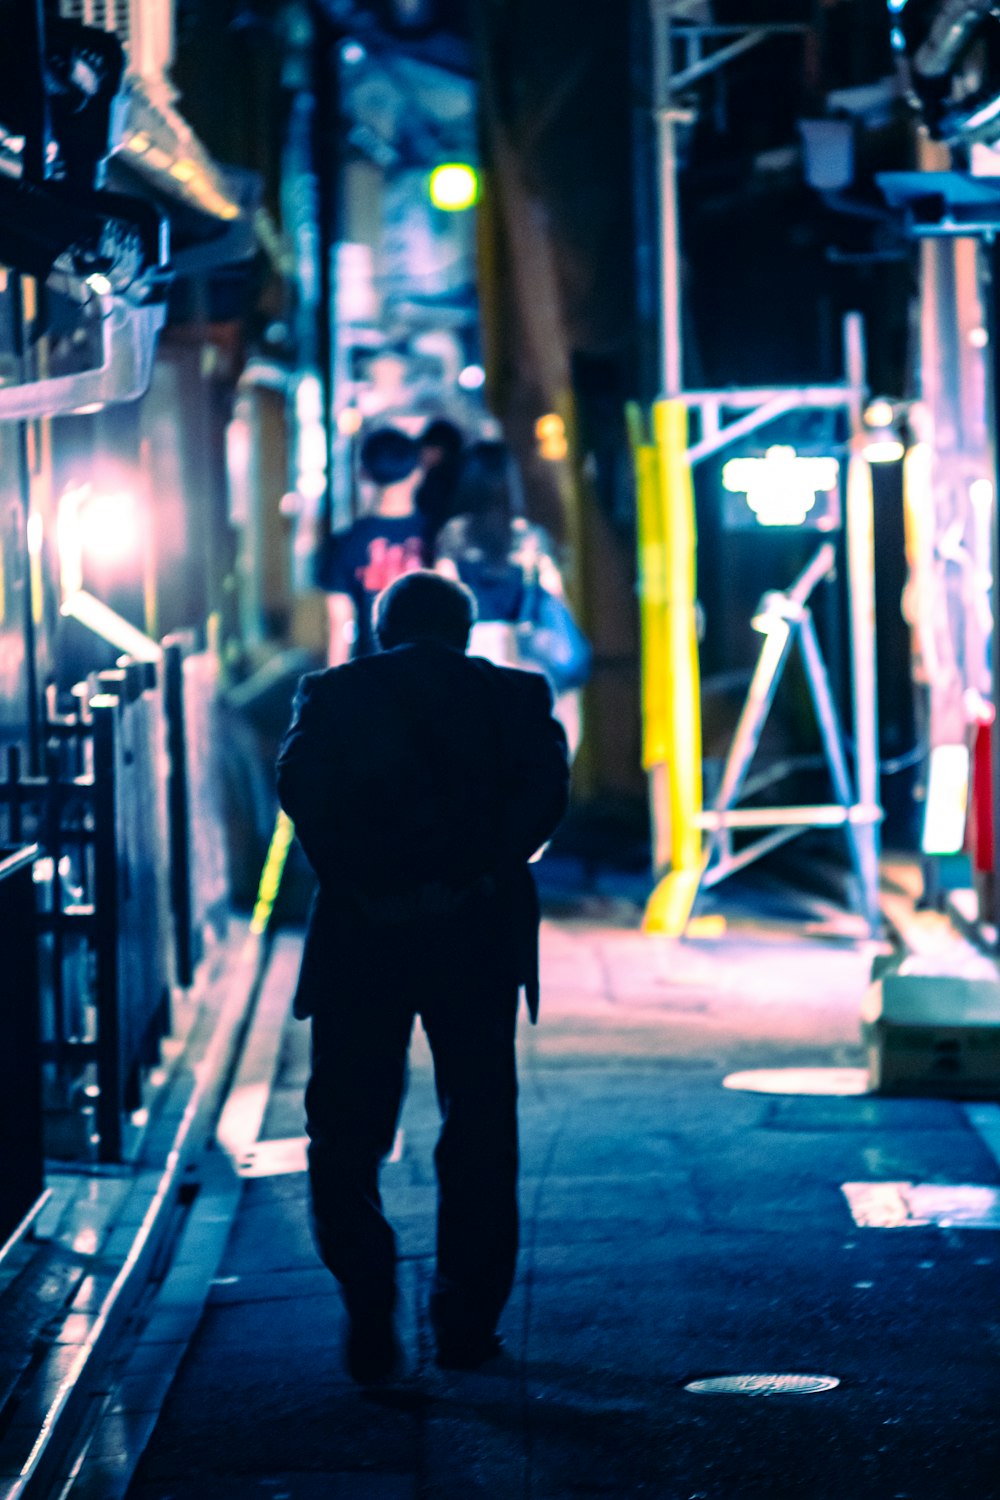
[11,0,50,774]
[652,0,684,399]
[649,1,806,402]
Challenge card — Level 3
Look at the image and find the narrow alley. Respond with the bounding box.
[19,894,998,1500]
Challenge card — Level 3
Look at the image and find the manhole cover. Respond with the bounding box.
[722,1068,869,1096]
[685,1374,841,1396]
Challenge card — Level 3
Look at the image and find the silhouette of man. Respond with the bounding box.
[276,570,570,1383]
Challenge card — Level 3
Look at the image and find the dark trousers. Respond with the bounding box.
[305,954,520,1336]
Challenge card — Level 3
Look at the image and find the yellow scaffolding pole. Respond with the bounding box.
[250,809,296,936]
[630,399,703,935]
[629,404,669,845]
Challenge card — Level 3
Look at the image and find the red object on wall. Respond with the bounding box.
[971,722,994,873]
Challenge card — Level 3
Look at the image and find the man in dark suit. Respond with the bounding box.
[276,571,569,1383]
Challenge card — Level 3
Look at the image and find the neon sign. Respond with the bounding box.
[722,445,840,528]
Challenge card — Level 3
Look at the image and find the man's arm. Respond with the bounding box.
[276,672,342,886]
[325,592,356,668]
[498,671,571,867]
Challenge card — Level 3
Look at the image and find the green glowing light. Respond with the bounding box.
[429,163,479,211]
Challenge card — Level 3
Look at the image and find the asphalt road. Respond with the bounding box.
[119,908,1000,1500]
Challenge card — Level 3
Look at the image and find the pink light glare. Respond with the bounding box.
[78,490,141,565]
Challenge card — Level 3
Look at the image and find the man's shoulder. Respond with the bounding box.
[297,655,382,696]
[466,655,553,707]
[300,651,551,706]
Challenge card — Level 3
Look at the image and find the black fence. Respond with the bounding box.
[0,844,43,1250]
[163,637,228,986]
[0,641,228,1165]
[91,662,173,1157]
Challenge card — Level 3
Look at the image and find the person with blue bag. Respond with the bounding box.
[434,440,591,756]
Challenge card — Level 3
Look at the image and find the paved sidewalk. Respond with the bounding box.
[118,908,1000,1500]
[0,922,265,1500]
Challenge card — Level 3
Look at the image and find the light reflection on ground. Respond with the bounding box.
[842,1180,1000,1229]
[722,1067,870,1095]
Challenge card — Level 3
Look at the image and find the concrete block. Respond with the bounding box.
[862,971,1000,1097]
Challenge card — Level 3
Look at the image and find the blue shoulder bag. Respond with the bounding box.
[516,573,592,695]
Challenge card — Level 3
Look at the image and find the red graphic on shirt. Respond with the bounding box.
[356,535,424,593]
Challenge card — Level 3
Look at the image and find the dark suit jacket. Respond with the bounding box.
[276,641,570,1022]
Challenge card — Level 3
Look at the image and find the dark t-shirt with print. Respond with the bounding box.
[321,514,427,656]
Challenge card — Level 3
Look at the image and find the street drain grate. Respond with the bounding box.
[841,1181,1000,1229]
[684,1374,841,1396]
[722,1067,870,1096]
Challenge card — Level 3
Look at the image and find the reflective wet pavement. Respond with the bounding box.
[91,907,1000,1500]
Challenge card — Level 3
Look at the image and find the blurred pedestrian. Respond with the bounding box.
[435,439,586,755]
[414,416,465,558]
[276,571,570,1384]
[315,426,426,665]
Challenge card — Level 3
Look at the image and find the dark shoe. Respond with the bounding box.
[435,1330,504,1371]
[346,1317,402,1385]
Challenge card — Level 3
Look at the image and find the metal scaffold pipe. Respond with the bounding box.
[653,0,683,399]
[843,312,883,929]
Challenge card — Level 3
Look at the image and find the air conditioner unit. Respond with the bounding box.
[58,0,175,82]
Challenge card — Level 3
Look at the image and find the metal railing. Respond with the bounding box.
[163,636,229,986]
[90,661,173,1156]
[0,844,44,1252]
[0,643,229,1162]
